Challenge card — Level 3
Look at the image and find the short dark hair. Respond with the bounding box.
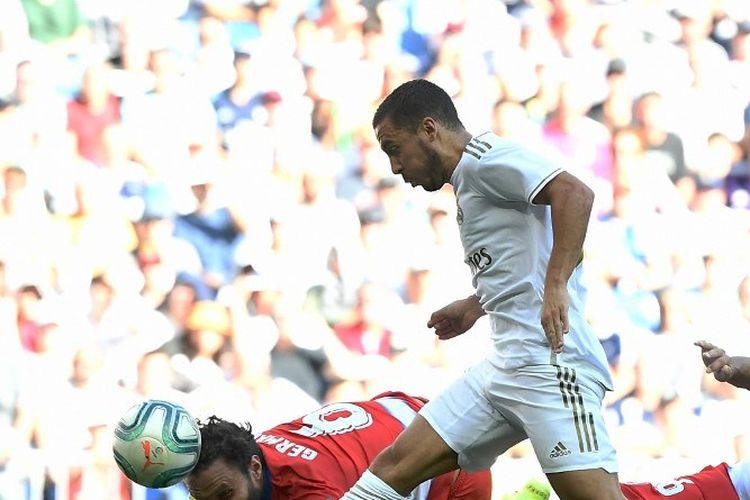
[18,284,42,299]
[192,416,265,477]
[90,275,112,290]
[372,79,464,132]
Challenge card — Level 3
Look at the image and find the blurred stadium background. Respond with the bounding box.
[1,0,749,498]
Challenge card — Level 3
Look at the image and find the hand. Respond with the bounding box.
[541,282,569,353]
[427,296,484,341]
[694,340,737,383]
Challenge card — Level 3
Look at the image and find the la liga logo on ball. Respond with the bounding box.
[141,439,166,470]
[113,400,201,488]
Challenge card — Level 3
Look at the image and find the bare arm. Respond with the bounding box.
[532,172,594,352]
[729,359,750,390]
[427,294,485,341]
[695,340,750,390]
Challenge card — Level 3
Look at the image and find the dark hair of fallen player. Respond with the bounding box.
[193,416,266,476]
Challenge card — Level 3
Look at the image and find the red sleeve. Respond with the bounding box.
[621,463,740,500]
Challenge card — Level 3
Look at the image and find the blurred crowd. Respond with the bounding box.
[1,0,750,498]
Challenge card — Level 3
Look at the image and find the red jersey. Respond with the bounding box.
[621,463,740,500]
[66,95,120,165]
[257,392,491,500]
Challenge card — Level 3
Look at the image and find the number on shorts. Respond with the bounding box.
[289,403,373,438]
[653,478,694,496]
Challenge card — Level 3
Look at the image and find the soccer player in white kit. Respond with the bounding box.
[341,79,624,500]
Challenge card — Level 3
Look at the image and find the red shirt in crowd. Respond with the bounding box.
[67,95,120,165]
[333,321,393,356]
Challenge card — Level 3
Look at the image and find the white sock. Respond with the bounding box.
[339,469,408,500]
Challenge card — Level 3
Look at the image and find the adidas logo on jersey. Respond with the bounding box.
[549,441,571,459]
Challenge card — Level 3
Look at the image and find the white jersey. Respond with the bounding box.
[451,132,612,387]
[730,461,750,500]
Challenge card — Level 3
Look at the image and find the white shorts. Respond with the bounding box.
[420,358,619,474]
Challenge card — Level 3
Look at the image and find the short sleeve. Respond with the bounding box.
[474,145,563,204]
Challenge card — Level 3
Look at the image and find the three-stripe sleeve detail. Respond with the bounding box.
[472,138,492,150]
[463,137,493,160]
[463,147,481,159]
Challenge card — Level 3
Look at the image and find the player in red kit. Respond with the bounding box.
[184,392,492,500]
[620,462,749,499]
[508,461,750,499]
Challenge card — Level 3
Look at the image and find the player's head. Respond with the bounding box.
[185,416,266,500]
[373,79,465,192]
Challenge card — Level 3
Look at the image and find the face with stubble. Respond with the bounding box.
[185,456,264,500]
[375,116,446,192]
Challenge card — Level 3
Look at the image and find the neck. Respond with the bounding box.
[442,128,473,182]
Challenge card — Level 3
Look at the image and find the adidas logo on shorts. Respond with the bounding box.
[549,441,571,459]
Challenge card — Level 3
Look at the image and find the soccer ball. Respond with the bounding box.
[113,399,201,488]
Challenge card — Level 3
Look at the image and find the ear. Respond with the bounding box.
[421,117,438,140]
[248,455,263,483]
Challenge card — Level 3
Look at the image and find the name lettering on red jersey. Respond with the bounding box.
[257,434,318,461]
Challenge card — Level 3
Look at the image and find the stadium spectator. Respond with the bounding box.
[638,288,704,457]
[171,300,232,389]
[173,159,246,294]
[132,202,203,308]
[20,0,89,55]
[285,161,363,295]
[157,279,199,345]
[491,98,546,149]
[222,322,317,431]
[333,281,397,358]
[212,48,262,135]
[66,60,120,166]
[12,58,68,138]
[633,92,693,194]
[132,349,190,406]
[15,283,43,352]
[590,59,635,133]
[542,76,614,186]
